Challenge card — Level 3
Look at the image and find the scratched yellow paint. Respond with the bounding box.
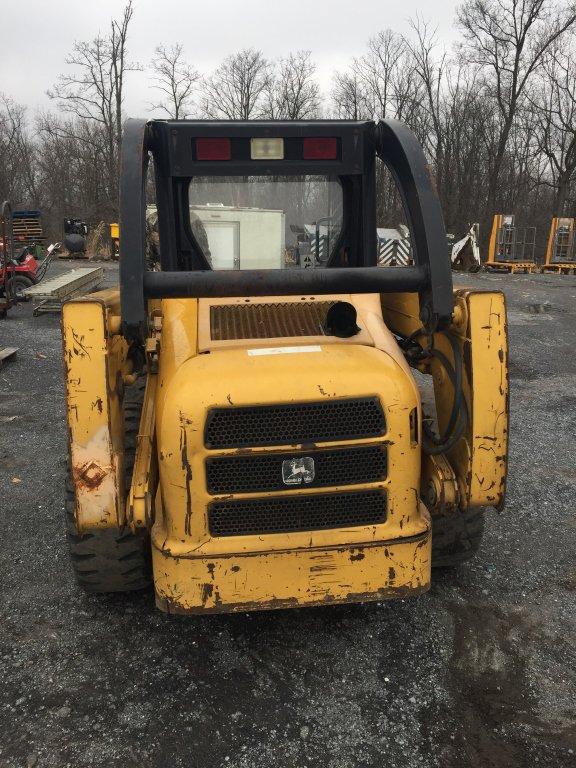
[62,287,507,614]
[382,289,509,510]
[62,290,128,531]
[148,297,432,612]
[156,344,424,549]
[152,501,431,614]
[449,290,508,508]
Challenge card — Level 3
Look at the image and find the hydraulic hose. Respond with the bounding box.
[397,328,469,455]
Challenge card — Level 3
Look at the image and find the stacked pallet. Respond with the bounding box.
[12,210,46,248]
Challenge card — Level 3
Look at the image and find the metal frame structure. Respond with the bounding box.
[0,201,16,318]
[486,214,536,273]
[541,217,576,274]
[119,119,454,341]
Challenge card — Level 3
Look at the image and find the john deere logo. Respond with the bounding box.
[282,457,315,486]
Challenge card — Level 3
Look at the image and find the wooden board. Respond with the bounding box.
[0,347,18,367]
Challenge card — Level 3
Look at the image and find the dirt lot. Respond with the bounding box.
[1,263,575,768]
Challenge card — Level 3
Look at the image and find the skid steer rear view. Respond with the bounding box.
[62,119,508,614]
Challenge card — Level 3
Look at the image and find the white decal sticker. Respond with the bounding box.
[247,345,322,356]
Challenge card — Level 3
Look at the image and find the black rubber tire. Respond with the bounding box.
[431,507,485,568]
[6,274,34,301]
[65,378,151,593]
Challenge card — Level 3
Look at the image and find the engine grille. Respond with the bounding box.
[206,445,387,494]
[210,301,336,340]
[208,490,387,536]
[204,398,385,449]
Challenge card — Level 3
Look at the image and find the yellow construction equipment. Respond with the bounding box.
[61,119,509,615]
[486,214,536,273]
[109,222,120,258]
[541,217,576,274]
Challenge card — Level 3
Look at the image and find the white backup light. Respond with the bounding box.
[250,138,284,160]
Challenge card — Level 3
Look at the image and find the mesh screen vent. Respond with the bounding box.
[206,445,387,494]
[204,398,385,449]
[208,489,387,536]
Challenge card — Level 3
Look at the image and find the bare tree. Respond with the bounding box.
[353,30,409,118]
[150,44,200,119]
[406,18,447,191]
[36,113,107,230]
[264,51,321,119]
[457,0,576,215]
[202,49,272,119]
[47,1,138,214]
[529,41,576,215]
[436,63,491,233]
[333,31,424,133]
[0,95,37,207]
[331,71,370,119]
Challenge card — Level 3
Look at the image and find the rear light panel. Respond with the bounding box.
[196,138,231,161]
[195,136,339,162]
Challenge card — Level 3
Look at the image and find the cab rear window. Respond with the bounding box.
[188,176,343,270]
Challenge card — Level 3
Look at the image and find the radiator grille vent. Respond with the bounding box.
[204,398,385,449]
[210,301,336,340]
[208,490,387,536]
[206,445,387,494]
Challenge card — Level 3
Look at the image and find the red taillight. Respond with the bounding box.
[303,137,338,160]
[196,138,231,161]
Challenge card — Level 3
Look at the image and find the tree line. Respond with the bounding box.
[1,0,576,256]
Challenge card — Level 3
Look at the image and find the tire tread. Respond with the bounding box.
[431,507,485,568]
[65,378,151,593]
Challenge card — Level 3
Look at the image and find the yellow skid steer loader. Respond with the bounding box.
[62,119,508,614]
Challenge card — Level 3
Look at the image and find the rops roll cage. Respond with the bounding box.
[120,118,453,341]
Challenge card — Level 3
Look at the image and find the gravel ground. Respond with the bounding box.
[0,262,575,768]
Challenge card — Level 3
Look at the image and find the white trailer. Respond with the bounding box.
[191,205,286,270]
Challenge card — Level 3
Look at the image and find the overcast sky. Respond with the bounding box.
[1,0,460,117]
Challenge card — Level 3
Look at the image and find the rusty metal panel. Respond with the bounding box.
[210,301,336,340]
[62,290,129,532]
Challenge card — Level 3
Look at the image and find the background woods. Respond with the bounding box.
[1,0,576,253]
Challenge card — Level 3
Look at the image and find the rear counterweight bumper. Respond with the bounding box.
[153,531,431,614]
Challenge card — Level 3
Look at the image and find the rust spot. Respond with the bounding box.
[74,460,107,489]
[201,583,213,604]
[388,567,396,582]
[230,565,240,572]
[349,549,365,562]
[92,397,103,414]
